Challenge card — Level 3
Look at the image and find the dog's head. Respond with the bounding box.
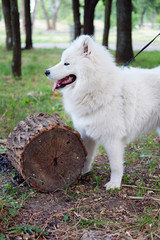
[45,35,95,92]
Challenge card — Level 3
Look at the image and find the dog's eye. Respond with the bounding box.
[64,62,70,66]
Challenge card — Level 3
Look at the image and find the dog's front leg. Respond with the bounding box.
[104,140,124,190]
[81,135,97,175]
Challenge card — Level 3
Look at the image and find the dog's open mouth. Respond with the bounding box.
[52,74,76,92]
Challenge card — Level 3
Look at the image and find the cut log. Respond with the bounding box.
[7,113,87,192]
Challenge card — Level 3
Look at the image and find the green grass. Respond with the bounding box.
[131,50,160,68]
[0,183,31,226]
[78,217,113,228]
[8,224,46,235]
[0,47,74,138]
[132,207,160,237]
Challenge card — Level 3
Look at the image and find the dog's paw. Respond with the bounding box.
[104,181,121,190]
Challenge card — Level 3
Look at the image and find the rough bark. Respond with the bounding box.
[10,0,21,77]
[52,0,61,30]
[25,0,32,49]
[116,0,133,63]
[83,0,99,35]
[2,0,12,50]
[7,113,87,192]
[72,0,81,39]
[103,0,112,47]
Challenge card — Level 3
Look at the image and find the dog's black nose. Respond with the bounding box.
[45,70,50,76]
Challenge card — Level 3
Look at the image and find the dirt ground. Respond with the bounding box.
[0,136,160,240]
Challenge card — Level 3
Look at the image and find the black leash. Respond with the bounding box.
[124,32,160,67]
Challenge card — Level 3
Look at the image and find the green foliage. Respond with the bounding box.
[31,0,73,23]
[63,213,70,222]
[92,174,101,190]
[0,145,7,154]
[123,174,132,184]
[98,145,106,154]
[8,224,46,235]
[133,207,160,234]
[96,0,160,28]
[95,0,105,20]
[0,233,6,240]
[79,217,112,228]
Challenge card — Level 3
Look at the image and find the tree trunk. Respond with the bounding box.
[52,0,61,30]
[2,0,12,50]
[151,11,156,29]
[21,0,25,32]
[32,0,38,31]
[40,0,51,30]
[83,0,99,35]
[72,0,81,39]
[116,0,133,63]
[7,113,87,192]
[25,0,32,49]
[10,0,21,77]
[103,0,112,47]
[139,7,146,28]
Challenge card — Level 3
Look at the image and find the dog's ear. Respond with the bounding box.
[82,36,91,56]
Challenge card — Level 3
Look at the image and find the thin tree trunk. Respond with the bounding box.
[2,0,12,50]
[10,0,21,77]
[32,0,38,31]
[21,0,25,32]
[83,0,99,35]
[116,0,133,63]
[40,0,51,30]
[139,7,146,28]
[25,0,32,49]
[151,11,156,29]
[103,0,112,47]
[52,0,60,30]
[72,0,81,39]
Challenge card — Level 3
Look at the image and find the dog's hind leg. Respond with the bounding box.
[104,140,124,190]
[81,136,97,175]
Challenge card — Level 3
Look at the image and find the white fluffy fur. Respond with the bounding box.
[46,35,160,190]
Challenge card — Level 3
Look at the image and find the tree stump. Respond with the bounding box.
[7,113,87,192]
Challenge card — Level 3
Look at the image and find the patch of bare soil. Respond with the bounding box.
[0,136,160,239]
[9,183,159,240]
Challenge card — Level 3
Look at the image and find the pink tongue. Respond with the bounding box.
[52,82,59,92]
[52,76,70,93]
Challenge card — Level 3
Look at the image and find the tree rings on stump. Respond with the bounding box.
[7,113,87,192]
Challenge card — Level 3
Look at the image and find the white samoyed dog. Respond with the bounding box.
[45,35,160,190]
